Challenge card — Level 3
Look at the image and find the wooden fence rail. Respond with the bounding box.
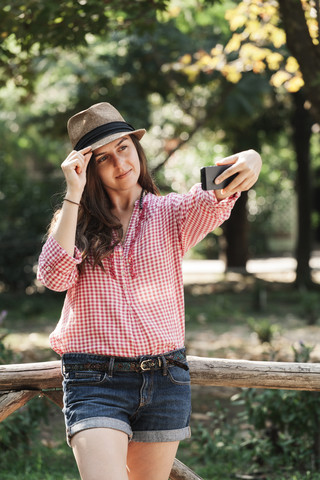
[1,355,320,480]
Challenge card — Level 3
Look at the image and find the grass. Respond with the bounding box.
[1,442,78,479]
[1,279,320,479]
[184,280,318,330]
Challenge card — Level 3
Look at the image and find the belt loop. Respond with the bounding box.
[108,358,115,378]
[161,355,168,376]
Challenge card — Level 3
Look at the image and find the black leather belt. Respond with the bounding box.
[63,350,189,374]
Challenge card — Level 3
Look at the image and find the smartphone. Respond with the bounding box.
[200,165,238,191]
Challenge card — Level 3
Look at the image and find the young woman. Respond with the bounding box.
[38,102,262,480]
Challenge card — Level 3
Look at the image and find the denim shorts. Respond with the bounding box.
[62,348,191,446]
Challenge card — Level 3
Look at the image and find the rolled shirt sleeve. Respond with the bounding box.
[37,235,82,292]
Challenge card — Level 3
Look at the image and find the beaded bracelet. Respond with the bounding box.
[64,198,80,206]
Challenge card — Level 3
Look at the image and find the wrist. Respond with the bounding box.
[64,198,80,207]
[65,189,83,204]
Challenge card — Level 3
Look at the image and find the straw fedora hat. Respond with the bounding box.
[67,102,146,151]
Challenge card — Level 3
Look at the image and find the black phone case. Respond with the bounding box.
[200,165,237,190]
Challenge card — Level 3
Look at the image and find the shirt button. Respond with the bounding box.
[45,266,52,272]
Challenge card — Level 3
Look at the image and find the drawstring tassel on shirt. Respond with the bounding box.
[108,190,145,280]
[128,208,145,279]
[107,255,117,280]
[128,191,145,279]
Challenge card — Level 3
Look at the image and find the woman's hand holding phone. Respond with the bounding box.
[201,149,262,200]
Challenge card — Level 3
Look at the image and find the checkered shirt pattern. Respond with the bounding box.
[37,184,239,357]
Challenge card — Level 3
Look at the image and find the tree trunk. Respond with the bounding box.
[292,92,313,287]
[314,168,320,243]
[278,0,320,123]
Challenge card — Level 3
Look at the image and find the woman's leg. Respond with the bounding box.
[71,428,129,480]
[127,441,179,480]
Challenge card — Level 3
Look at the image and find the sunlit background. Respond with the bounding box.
[1,1,320,478]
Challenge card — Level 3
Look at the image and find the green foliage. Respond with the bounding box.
[0,153,59,291]
[0,312,48,453]
[0,398,48,453]
[292,341,315,363]
[296,290,320,325]
[1,447,77,479]
[0,312,15,364]
[0,0,168,91]
[180,378,320,478]
[236,343,320,473]
[239,387,320,472]
[180,389,320,478]
[247,317,280,344]
[0,436,78,479]
[179,401,250,478]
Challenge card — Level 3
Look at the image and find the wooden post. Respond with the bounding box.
[0,390,38,422]
[170,458,203,480]
[187,356,320,391]
[42,390,64,409]
[1,356,320,392]
[0,361,62,390]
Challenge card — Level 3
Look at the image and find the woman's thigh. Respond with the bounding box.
[71,428,129,480]
[127,441,179,480]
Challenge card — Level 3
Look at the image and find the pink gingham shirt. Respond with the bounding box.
[37,184,239,357]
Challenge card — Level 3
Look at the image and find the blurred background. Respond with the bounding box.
[0,0,319,295]
[1,1,320,479]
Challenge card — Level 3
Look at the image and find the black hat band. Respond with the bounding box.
[74,121,135,151]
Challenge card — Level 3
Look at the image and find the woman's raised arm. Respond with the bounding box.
[51,146,92,256]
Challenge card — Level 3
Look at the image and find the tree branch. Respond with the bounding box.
[152,83,235,174]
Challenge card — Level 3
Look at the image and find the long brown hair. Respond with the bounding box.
[50,135,159,269]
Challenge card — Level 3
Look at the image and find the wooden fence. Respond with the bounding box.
[1,356,320,480]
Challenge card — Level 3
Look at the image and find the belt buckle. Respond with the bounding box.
[140,358,161,371]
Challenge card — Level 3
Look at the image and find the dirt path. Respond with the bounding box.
[186,323,320,362]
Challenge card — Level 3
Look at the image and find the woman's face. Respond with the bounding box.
[93,135,141,193]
